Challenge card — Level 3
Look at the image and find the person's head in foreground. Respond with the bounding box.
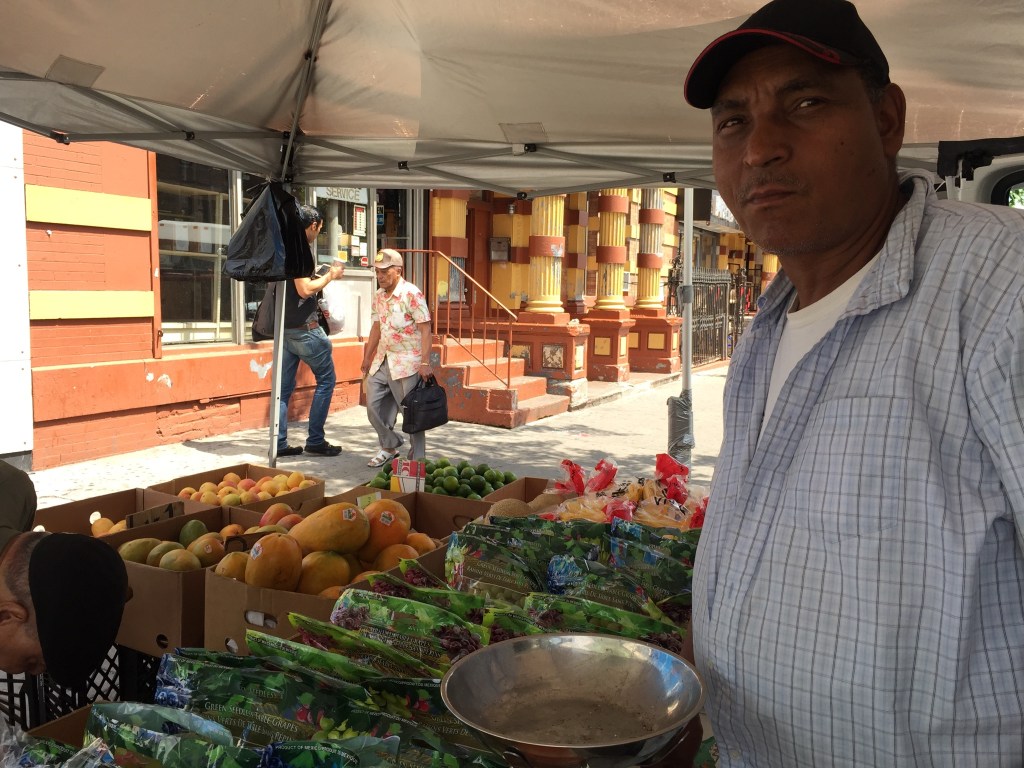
[0,532,128,690]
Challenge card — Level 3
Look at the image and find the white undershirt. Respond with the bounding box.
[760,255,879,438]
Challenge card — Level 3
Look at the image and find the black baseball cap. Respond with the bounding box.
[684,0,889,109]
[29,533,128,689]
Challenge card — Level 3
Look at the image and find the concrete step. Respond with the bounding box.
[436,337,506,366]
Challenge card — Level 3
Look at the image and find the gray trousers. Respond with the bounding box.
[366,358,426,459]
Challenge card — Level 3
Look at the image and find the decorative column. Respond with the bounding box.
[506,193,590,405]
[586,188,635,382]
[429,191,470,335]
[563,192,588,318]
[629,188,682,373]
[524,194,565,314]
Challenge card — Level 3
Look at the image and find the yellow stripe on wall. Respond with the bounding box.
[30,291,155,320]
[25,185,152,231]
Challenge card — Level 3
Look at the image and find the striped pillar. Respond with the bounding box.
[635,188,665,310]
[563,192,588,316]
[429,190,469,303]
[595,188,628,311]
[524,194,566,313]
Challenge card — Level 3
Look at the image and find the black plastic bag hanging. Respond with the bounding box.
[223,182,313,281]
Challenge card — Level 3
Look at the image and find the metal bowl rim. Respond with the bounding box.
[440,632,705,749]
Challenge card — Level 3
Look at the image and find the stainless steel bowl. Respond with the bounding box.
[440,633,704,768]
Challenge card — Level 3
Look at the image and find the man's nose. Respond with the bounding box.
[743,115,790,168]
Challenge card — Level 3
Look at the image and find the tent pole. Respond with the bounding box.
[267,279,288,468]
[280,0,332,177]
[666,188,695,466]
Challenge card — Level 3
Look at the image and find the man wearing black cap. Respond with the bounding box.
[0,465,128,689]
[682,0,1024,764]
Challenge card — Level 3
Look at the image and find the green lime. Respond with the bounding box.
[436,458,451,469]
[467,492,482,500]
[424,462,436,475]
[460,466,475,480]
[469,475,486,492]
[482,483,495,496]
[503,471,517,483]
[457,459,471,470]
[475,463,490,475]
[444,466,459,477]
[368,477,388,489]
[492,480,504,489]
[458,483,472,498]
[483,469,499,484]
[432,486,448,495]
[442,475,460,493]
[374,472,387,483]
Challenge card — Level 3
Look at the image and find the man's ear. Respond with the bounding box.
[0,599,29,627]
[876,83,907,161]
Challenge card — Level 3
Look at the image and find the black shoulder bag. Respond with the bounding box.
[400,376,449,433]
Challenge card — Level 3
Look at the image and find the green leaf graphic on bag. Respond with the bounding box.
[331,589,489,672]
[246,630,385,683]
[444,533,543,606]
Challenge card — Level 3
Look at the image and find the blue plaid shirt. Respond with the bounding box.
[693,173,1024,766]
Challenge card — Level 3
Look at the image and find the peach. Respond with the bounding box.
[199,491,220,506]
[298,479,318,489]
[217,479,238,492]
[189,491,203,502]
[199,481,219,494]
[177,487,197,500]
[238,477,257,492]
[286,471,305,489]
[222,472,242,486]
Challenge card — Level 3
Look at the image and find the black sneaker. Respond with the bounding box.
[305,442,342,457]
[277,445,303,457]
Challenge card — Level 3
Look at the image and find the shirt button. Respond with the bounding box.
[729,748,742,760]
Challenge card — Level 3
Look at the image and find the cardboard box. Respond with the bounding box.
[206,492,484,655]
[103,506,263,657]
[33,488,216,536]
[28,704,92,746]
[147,463,325,515]
[205,569,337,655]
[484,476,551,503]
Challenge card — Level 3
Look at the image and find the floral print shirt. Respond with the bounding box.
[369,278,431,379]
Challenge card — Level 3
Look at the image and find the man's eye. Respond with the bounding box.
[715,116,743,132]
[795,97,821,109]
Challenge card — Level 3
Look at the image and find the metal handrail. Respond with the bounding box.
[391,249,517,389]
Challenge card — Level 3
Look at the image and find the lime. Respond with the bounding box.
[503,471,517,483]
[457,459,472,470]
[460,466,475,480]
[444,466,459,477]
[467,492,482,500]
[424,462,436,475]
[436,458,451,469]
[476,463,490,475]
[374,472,387,483]
[442,475,460,493]
[432,486,448,495]
[483,469,499,484]
[368,477,388,489]
[492,480,504,489]
[458,483,472,498]
[469,475,486,492]
[482,483,495,496]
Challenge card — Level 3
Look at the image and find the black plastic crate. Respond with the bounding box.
[0,645,160,731]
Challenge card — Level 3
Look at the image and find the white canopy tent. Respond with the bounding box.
[1,0,1021,194]
[1,0,1022,464]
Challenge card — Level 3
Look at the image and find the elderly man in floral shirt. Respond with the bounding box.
[360,249,434,467]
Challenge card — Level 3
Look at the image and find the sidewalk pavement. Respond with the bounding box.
[29,365,728,509]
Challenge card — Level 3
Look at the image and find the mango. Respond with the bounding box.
[296,550,352,595]
[118,537,163,564]
[159,549,202,571]
[187,536,226,567]
[178,519,209,548]
[145,541,184,567]
[287,503,369,555]
[214,550,249,582]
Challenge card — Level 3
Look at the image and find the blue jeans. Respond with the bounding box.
[277,326,336,449]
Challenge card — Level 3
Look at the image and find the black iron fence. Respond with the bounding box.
[690,267,733,366]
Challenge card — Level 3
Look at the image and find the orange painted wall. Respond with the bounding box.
[23,134,365,470]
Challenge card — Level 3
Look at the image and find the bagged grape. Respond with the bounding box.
[289,613,437,678]
[246,630,385,684]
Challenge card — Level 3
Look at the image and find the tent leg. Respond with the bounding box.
[267,280,288,467]
[667,188,695,467]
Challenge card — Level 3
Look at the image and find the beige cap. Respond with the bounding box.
[373,249,404,268]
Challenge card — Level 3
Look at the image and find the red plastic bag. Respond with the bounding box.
[584,458,618,493]
[654,453,690,484]
[550,459,586,495]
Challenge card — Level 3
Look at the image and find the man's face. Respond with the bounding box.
[710,45,904,259]
[0,604,44,677]
[305,219,322,245]
[374,265,400,292]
